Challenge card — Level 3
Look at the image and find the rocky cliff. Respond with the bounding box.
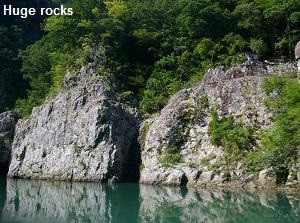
[0,112,15,175]
[4,59,299,189]
[139,60,299,188]
[7,64,140,182]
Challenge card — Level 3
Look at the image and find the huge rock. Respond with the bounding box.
[8,64,140,182]
[139,59,297,187]
[0,112,15,175]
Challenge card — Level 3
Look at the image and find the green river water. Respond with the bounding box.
[0,177,299,223]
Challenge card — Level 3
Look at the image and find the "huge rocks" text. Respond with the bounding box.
[2,5,73,18]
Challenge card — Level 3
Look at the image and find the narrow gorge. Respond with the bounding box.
[1,58,299,190]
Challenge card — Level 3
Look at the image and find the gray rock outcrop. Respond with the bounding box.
[295,41,300,73]
[0,112,15,175]
[139,60,297,187]
[7,64,140,182]
[295,41,300,60]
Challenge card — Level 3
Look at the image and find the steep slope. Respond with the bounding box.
[139,60,298,188]
[0,112,15,175]
[8,64,140,182]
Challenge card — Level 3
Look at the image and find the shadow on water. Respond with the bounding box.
[0,178,299,223]
[0,177,6,219]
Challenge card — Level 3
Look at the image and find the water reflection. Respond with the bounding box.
[1,178,139,223]
[139,185,300,223]
[0,178,299,223]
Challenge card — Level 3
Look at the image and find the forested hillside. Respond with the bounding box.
[1,0,299,116]
[0,0,55,113]
[1,0,299,187]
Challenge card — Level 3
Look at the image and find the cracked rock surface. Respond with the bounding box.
[139,60,298,187]
[8,65,140,182]
[0,112,15,175]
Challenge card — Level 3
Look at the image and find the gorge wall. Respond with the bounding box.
[0,112,15,175]
[7,64,140,182]
[139,60,299,189]
[1,60,299,189]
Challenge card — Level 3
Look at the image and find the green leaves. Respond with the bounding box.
[249,38,267,56]
[243,77,300,180]
[208,110,256,172]
[104,0,128,18]
[13,0,300,117]
[209,111,255,156]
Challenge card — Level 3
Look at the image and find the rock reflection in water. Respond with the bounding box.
[139,185,300,223]
[0,178,300,223]
[1,178,139,223]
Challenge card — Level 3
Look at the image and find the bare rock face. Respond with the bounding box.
[296,41,300,73]
[0,112,15,175]
[8,65,140,182]
[295,41,300,60]
[139,60,297,187]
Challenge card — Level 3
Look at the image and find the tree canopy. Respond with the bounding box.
[1,0,298,116]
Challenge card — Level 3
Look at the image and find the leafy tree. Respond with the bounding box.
[11,0,300,116]
[260,77,299,181]
[0,0,55,113]
[209,110,255,171]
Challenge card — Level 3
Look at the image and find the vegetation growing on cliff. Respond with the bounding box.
[158,148,182,168]
[208,76,299,183]
[5,0,298,117]
[246,76,300,182]
[209,110,256,172]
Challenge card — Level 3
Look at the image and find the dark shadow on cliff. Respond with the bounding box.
[121,135,141,183]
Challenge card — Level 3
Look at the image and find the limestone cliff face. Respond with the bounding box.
[139,60,298,188]
[0,112,15,175]
[8,65,140,182]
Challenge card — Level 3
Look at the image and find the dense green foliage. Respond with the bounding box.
[158,148,182,167]
[244,77,300,182]
[0,24,23,113]
[0,0,55,113]
[12,0,300,117]
[209,111,256,171]
[0,0,299,181]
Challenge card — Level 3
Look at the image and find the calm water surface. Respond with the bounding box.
[0,178,299,223]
